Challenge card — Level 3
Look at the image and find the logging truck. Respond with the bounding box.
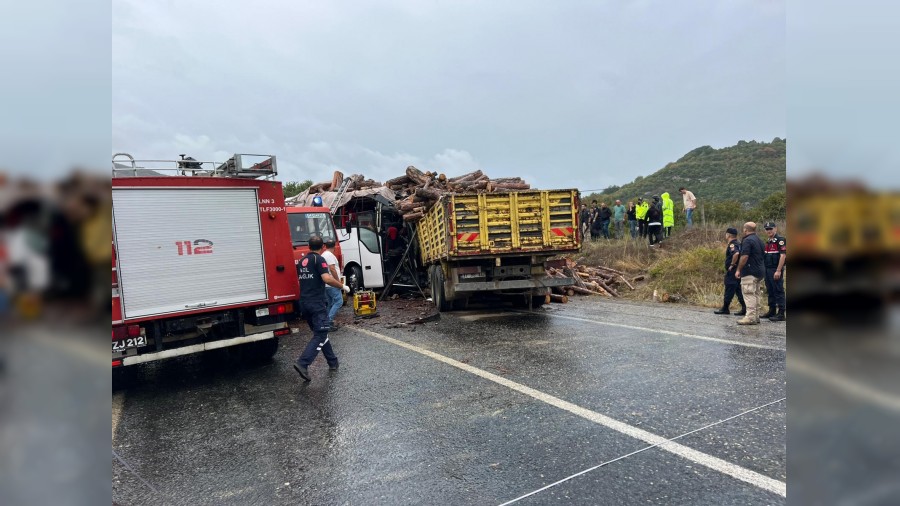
[417,189,581,311]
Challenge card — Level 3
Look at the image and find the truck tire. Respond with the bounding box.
[253,337,280,360]
[431,266,452,312]
[346,265,364,294]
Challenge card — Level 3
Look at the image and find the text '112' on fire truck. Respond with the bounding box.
[111,153,298,375]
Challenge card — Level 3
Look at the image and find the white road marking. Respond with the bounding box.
[112,392,125,441]
[513,310,786,351]
[789,355,900,413]
[499,397,787,506]
[352,327,787,498]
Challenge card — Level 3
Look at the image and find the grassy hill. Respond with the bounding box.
[586,138,786,207]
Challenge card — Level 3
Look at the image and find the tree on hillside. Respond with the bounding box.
[283,180,313,199]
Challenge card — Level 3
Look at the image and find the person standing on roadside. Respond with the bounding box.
[321,240,343,331]
[762,221,787,322]
[661,192,675,238]
[714,227,746,316]
[679,187,697,228]
[598,202,613,240]
[294,235,351,381]
[646,197,663,246]
[626,202,638,239]
[635,198,649,238]
[612,200,626,239]
[734,222,766,325]
[588,200,600,241]
[579,204,591,239]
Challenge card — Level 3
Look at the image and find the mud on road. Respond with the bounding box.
[112,297,786,505]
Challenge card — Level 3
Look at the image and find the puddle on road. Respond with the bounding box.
[454,312,516,322]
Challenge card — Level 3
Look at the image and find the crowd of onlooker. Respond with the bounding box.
[579,187,697,247]
[0,172,111,322]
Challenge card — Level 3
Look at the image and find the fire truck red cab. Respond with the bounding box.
[285,205,343,268]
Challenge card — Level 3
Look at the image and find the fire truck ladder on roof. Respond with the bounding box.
[111,153,278,179]
[328,177,352,215]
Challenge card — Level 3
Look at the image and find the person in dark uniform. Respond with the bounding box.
[762,221,787,321]
[294,235,351,381]
[714,227,746,315]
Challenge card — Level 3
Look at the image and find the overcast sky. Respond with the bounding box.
[110,0,785,191]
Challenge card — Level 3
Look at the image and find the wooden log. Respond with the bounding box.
[406,166,431,186]
[490,183,530,190]
[448,170,483,183]
[632,275,646,282]
[618,275,635,290]
[596,280,619,297]
[549,294,569,304]
[438,174,447,182]
[566,288,575,297]
[595,265,626,276]
[490,177,524,184]
[330,171,344,191]
[415,187,443,200]
[403,211,424,222]
[386,175,412,186]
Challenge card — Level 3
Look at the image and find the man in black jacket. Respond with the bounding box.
[646,197,663,246]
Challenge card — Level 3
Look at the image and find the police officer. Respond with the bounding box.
[294,235,351,381]
[714,227,746,315]
[762,221,787,321]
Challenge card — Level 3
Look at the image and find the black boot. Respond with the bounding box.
[761,306,776,319]
[713,307,730,315]
[768,307,785,322]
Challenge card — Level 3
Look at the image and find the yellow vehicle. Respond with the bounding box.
[787,177,900,321]
[417,189,581,311]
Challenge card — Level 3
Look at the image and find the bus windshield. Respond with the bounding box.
[288,212,336,245]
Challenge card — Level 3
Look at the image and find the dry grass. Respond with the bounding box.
[574,225,768,307]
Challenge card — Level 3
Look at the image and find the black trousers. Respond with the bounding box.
[723,275,745,310]
[638,220,647,238]
[765,267,786,309]
[648,225,662,245]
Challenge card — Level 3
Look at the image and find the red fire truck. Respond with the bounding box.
[111,154,298,371]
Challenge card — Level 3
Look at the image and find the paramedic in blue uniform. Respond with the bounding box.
[762,221,787,321]
[294,235,350,381]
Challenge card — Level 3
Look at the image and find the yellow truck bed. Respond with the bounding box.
[417,189,580,264]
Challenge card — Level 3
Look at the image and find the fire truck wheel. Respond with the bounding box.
[253,337,280,360]
[112,366,137,390]
[346,265,364,294]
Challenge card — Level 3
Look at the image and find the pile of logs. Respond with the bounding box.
[390,166,530,222]
[546,259,636,300]
[304,166,531,223]
[306,172,382,195]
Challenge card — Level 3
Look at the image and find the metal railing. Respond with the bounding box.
[112,153,278,180]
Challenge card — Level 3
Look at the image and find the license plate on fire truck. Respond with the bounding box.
[112,336,147,352]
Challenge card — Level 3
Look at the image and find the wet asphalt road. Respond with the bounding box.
[112,298,786,505]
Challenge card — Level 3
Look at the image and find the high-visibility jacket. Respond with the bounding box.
[635,202,649,220]
[661,192,675,227]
